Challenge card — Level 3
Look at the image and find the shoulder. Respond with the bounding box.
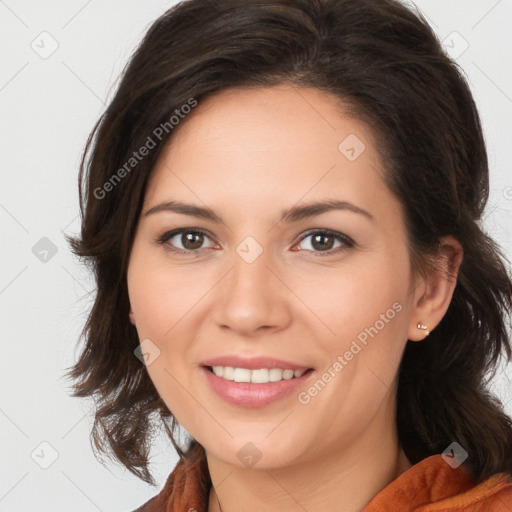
[131,446,211,512]
[131,471,176,512]
[363,454,512,511]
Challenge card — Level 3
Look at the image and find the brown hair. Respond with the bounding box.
[67,0,512,484]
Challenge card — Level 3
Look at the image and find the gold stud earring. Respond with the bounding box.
[417,323,430,336]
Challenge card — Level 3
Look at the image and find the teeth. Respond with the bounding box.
[211,366,307,383]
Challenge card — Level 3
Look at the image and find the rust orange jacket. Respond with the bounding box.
[135,446,512,511]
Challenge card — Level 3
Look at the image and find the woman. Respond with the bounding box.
[68,0,512,510]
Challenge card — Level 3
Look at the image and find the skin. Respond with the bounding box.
[127,85,463,512]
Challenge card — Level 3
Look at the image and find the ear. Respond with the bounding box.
[129,307,136,325]
[408,235,463,341]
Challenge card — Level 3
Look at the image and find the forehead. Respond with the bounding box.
[144,85,390,217]
[167,85,373,161]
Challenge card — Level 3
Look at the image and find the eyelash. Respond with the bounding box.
[155,228,355,257]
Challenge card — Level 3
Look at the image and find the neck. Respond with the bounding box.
[206,407,412,512]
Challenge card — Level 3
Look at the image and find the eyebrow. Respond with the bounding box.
[144,199,374,223]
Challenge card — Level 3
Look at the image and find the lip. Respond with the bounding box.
[200,355,313,371]
[201,366,315,408]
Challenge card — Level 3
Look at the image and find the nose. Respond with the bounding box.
[212,244,292,336]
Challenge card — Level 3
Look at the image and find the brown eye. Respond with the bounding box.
[310,233,335,251]
[157,229,216,254]
[180,231,205,250]
[295,230,354,255]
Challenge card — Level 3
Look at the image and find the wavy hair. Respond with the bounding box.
[67,0,512,484]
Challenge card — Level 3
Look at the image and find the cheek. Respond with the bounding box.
[307,249,411,340]
[307,249,412,413]
[127,248,202,421]
[304,283,409,444]
[351,256,410,354]
[128,246,207,338]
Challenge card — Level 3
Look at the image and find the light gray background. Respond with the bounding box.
[1,1,511,511]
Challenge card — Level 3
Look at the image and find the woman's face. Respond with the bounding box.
[127,85,426,469]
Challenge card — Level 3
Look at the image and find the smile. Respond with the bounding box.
[208,366,308,383]
[202,366,315,408]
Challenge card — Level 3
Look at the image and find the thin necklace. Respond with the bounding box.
[215,487,224,512]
